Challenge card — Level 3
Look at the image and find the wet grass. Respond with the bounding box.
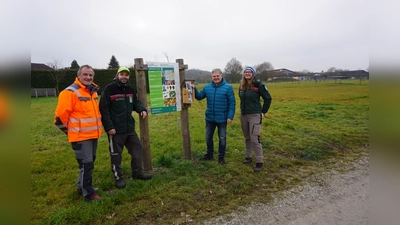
[31,80,369,224]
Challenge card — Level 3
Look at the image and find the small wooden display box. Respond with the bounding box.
[181,79,195,104]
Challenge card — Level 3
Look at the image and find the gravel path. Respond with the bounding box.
[201,156,369,225]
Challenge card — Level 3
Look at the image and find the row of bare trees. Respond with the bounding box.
[45,55,358,94]
[223,58,274,83]
[45,55,120,94]
[222,57,365,83]
[47,55,120,71]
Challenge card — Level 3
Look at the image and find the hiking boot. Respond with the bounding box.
[254,163,264,172]
[218,157,226,165]
[243,157,252,164]
[77,187,99,195]
[199,154,213,161]
[85,193,101,201]
[132,173,152,180]
[116,178,126,189]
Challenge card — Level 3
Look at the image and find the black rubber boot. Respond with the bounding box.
[254,163,263,172]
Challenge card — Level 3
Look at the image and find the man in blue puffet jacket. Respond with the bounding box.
[193,68,236,165]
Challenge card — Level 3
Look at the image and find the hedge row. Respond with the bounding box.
[31,69,147,94]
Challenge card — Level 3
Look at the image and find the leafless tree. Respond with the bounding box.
[163,51,172,62]
[224,58,243,83]
[149,55,160,63]
[47,58,66,95]
[254,62,274,73]
[327,67,337,73]
[254,62,274,81]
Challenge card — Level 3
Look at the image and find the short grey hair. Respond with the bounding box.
[77,65,95,76]
[211,68,223,75]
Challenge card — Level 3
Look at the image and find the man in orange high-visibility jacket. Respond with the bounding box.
[54,65,103,201]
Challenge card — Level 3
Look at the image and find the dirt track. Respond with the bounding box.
[202,156,369,225]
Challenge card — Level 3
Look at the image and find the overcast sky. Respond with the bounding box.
[28,0,371,72]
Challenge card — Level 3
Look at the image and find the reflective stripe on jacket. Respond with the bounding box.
[54,78,103,142]
[99,80,147,134]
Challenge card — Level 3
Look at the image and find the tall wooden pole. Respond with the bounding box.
[176,59,191,159]
[134,58,152,171]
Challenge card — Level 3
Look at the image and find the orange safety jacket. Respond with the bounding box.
[54,78,103,142]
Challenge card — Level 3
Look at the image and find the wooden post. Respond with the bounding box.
[134,58,152,171]
[176,59,191,159]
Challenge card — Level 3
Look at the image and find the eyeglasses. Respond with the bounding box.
[244,71,253,74]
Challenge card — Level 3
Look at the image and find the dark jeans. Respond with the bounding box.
[205,121,227,158]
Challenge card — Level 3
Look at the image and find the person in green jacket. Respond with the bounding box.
[239,66,272,172]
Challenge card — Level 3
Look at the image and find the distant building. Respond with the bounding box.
[267,68,309,80]
[326,70,369,80]
[264,68,369,82]
[31,63,57,97]
[31,63,53,70]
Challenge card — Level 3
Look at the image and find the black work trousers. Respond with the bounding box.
[107,130,144,180]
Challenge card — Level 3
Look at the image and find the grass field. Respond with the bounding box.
[31,80,369,224]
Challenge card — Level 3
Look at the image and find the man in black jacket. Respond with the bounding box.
[100,67,152,189]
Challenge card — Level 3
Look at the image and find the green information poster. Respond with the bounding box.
[148,62,181,114]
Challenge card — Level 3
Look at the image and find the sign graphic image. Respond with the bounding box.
[148,62,181,114]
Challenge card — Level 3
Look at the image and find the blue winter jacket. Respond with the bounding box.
[194,78,236,123]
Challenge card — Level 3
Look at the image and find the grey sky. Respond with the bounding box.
[29,0,370,72]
